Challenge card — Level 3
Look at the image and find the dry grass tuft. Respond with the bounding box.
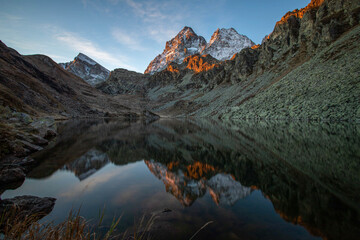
[0,206,157,240]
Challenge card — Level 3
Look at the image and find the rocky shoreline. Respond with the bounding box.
[0,108,57,191]
[0,107,59,231]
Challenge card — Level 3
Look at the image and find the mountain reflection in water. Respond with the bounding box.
[4,119,360,240]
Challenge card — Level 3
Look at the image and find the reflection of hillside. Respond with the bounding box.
[28,119,360,240]
[28,120,133,178]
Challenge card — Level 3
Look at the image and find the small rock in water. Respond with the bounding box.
[162,208,172,213]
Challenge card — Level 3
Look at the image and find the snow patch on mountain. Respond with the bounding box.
[207,173,252,205]
[201,28,255,61]
[76,53,97,65]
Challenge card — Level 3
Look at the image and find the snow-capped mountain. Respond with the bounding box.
[144,27,255,74]
[144,26,207,74]
[63,149,109,181]
[201,28,255,60]
[145,160,252,206]
[207,173,252,205]
[60,53,110,86]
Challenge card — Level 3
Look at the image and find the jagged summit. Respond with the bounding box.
[59,53,110,86]
[144,26,207,74]
[200,28,255,60]
[75,53,97,66]
[144,26,254,74]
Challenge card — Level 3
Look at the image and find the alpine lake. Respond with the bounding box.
[3,119,360,240]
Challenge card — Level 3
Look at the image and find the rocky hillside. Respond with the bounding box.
[201,28,254,60]
[143,0,360,121]
[96,68,149,96]
[60,53,110,86]
[0,41,151,119]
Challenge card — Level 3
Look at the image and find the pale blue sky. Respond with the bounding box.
[0,0,310,72]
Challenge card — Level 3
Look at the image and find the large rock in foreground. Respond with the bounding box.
[0,195,56,231]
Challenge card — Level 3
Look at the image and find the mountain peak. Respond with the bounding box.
[145,26,255,74]
[59,53,110,86]
[181,26,195,33]
[145,27,207,74]
[74,53,97,66]
[201,27,255,61]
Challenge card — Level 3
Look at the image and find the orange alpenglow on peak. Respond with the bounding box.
[184,162,216,180]
[251,44,260,49]
[230,53,237,60]
[183,54,220,73]
[165,64,179,73]
[277,0,325,24]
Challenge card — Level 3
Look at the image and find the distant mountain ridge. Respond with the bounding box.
[60,53,110,86]
[144,26,254,74]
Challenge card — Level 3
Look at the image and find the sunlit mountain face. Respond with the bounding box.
[4,119,360,240]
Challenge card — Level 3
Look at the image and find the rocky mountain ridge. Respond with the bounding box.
[144,26,254,74]
[136,0,359,121]
[0,41,154,119]
[96,68,149,96]
[98,0,360,121]
[60,53,110,86]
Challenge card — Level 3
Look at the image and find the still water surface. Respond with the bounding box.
[3,119,360,240]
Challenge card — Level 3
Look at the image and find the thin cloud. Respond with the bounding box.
[81,0,88,7]
[124,0,187,44]
[147,27,178,44]
[125,0,176,22]
[0,12,23,22]
[55,31,138,71]
[111,28,146,50]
